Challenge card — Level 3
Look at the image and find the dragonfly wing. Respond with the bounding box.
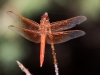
[8,25,40,43]
[47,30,85,44]
[50,16,87,31]
[7,11,39,30]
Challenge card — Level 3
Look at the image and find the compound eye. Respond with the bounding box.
[41,12,49,20]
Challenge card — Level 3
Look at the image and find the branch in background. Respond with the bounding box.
[16,61,32,75]
[17,61,59,75]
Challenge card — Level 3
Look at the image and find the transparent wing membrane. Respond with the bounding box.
[8,25,40,43]
[50,16,87,31]
[47,30,85,44]
[7,11,39,30]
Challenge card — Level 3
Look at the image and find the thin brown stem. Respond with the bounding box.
[51,42,57,64]
[49,34,59,75]
[51,43,59,75]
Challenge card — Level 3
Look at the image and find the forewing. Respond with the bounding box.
[50,16,87,31]
[7,11,39,30]
[8,25,40,43]
[47,30,85,44]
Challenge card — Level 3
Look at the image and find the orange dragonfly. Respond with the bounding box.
[7,11,86,67]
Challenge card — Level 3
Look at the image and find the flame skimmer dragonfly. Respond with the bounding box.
[7,11,86,67]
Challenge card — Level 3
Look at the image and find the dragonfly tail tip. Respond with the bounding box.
[40,63,43,67]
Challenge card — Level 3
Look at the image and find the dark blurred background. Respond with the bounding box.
[0,0,100,75]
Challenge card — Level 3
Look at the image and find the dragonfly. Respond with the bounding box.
[7,11,87,67]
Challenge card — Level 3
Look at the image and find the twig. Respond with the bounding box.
[51,43,59,75]
[49,33,59,75]
[54,64,59,75]
[16,61,32,75]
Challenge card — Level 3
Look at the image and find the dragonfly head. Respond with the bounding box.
[40,12,49,23]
